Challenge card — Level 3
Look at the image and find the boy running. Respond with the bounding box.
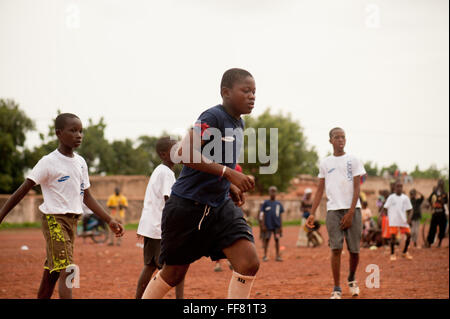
[306,127,366,299]
[135,137,184,299]
[0,113,124,299]
[259,186,284,262]
[142,68,259,299]
[382,182,413,260]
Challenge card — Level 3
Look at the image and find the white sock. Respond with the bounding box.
[227,271,256,299]
[141,271,172,299]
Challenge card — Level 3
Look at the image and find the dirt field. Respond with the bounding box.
[0,226,448,299]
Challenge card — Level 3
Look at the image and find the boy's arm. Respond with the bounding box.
[306,178,325,228]
[340,175,361,230]
[84,189,124,237]
[175,129,254,192]
[229,184,245,207]
[407,209,413,225]
[0,179,36,224]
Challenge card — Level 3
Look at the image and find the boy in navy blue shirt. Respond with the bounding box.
[259,186,284,262]
[142,68,259,299]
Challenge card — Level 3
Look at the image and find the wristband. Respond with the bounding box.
[219,166,227,180]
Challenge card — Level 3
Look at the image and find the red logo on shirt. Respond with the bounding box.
[194,122,210,138]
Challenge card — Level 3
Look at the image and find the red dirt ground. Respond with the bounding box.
[0,226,448,299]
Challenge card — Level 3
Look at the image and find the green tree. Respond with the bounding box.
[242,108,318,193]
[410,164,449,192]
[105,139,150,175]
[136,134,183,177]
[364,161,379,176]
[77,118,114,175]
[0,99,35,193]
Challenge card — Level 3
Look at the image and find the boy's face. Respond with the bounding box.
[329,129,346,153]
[56,117,83,149]
[269,188,277,199]
[159,141,177,164]
[222,76,256,115]
[395,183,403,195]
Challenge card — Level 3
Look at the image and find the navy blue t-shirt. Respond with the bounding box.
[171,105,244,207]
[260,200,284,230]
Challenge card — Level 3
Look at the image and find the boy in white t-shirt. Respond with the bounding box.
[135,137,184,299]
[306,127,366,299]
[382,182,413,261]
[0,113,124,299]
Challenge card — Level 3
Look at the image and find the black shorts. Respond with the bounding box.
[159,194,254,265]
[143,237,162,268]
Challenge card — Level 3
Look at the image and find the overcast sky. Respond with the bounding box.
[1,0,448,172]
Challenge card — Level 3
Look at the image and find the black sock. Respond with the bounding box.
[391,240,395,254]
[403,236,411,253]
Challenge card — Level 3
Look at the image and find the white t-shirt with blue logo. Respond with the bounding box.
[318,153,366,211]
[27,149,90,215]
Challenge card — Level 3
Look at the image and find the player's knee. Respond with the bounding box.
[331,249,342,256]
[238,255,260,276]
[160,266,187,287]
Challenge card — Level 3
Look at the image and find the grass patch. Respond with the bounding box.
[124,223,139,230]
[0,222,41,230]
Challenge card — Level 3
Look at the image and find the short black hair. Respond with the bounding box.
[55,113,80,130]
[329,127,344,139]
[156,136,176,155]
[220,68,253,96]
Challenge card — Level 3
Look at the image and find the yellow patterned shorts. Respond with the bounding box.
[41,213,79,273]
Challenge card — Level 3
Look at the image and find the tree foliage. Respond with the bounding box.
[0,99,35,193]
[242,108,318,193]
[364,161,379,176]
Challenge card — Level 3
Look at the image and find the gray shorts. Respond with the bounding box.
[326,208,362,253]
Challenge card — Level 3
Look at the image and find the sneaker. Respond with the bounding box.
[107,242,114,246]
[348,281,360,297]
[390,254,397,261]
[227,260,233,270]
[275,256,283,262]
[262,256,269,262]
[402,252,413,260]
[330,291,342,299]
[214,264,223,272]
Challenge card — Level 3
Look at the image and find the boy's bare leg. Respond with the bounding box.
[175,279,185,299]
[223,238,259,299]
[37,269,59,299]
[275,238,280,258]
[159,264,190,286]
[263,238,269,259]
[58,268,73,299]
[224,238,259,276]
[136,265,157,299]
[348,253,359,281]
[331,249,342,288]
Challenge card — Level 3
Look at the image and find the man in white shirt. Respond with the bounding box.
[307,127,366,299]
[135,137,184,299]
[382,182,413,261]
